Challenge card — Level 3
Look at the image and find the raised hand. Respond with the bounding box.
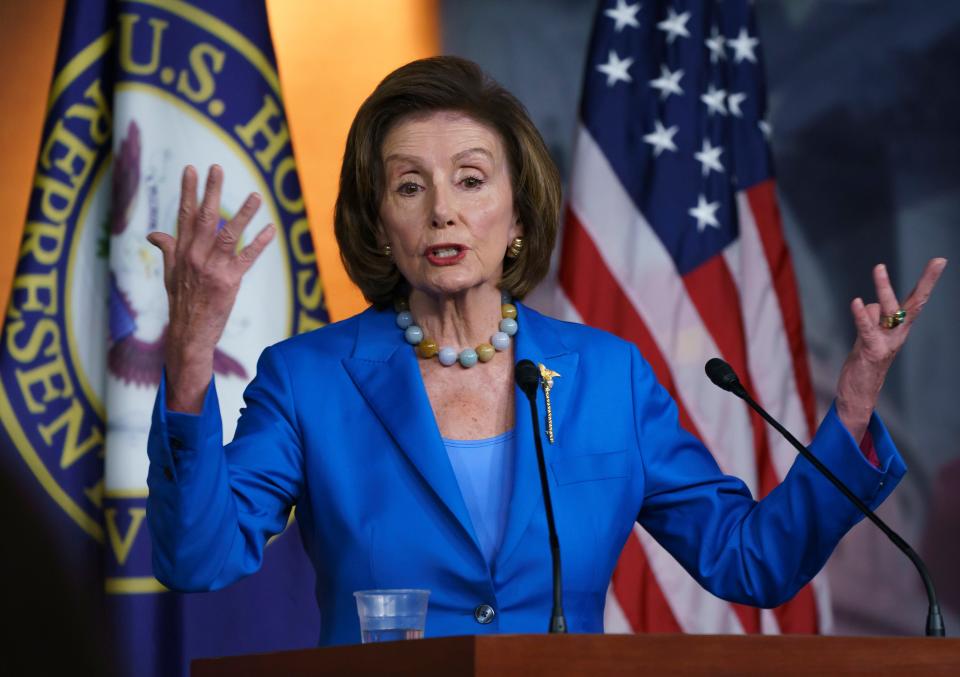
[836,258,948,443]
[146,165,275,413]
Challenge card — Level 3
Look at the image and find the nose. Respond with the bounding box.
[431,183,456,228]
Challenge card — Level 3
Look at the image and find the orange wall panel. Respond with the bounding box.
[267,0,440,320]
[0,0,66,315]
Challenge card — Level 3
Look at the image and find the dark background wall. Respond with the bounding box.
[440,0,960,635]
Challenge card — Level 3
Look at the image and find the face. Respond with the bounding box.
[379,111,521,299]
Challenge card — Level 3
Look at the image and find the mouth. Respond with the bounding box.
[425,243,468,266]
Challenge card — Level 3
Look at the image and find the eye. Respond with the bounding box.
[461,176,485,189]
[397,181,422,196]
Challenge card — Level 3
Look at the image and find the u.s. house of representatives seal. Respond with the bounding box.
[1,0,327,594]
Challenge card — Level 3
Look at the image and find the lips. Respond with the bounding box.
[425,243,468,266]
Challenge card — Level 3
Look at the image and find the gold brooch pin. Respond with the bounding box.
[538,363,561,444]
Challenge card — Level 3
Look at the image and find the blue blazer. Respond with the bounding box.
[147,303,905,646]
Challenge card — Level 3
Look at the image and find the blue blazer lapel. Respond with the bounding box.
[342,308,481,554]
[497,303,580,569]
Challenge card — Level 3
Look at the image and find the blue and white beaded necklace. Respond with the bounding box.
[395,291,518,368]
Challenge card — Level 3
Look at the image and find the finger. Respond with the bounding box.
[175,166,198,254]
[903,257,948,325]
[146,232,176,285]
[234,224,276,272]
[194,165,224,245]
[854,299,904,358]
[872,263,901,316]
[851,297,881,342]
[864,301,882,325]
[214,193,262,256]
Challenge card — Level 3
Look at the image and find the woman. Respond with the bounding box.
[145,57,945,645]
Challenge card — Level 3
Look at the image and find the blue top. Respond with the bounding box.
[443,430,517,567]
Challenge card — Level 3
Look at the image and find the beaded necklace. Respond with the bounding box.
[395,291,518,368]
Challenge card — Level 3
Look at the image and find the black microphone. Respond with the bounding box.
[705,357,747,397]
[704,357,945,637]
[515,359,567,633]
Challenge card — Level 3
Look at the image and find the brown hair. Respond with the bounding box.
[334,56,562,308]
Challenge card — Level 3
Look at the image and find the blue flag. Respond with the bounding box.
[1,1,327,673]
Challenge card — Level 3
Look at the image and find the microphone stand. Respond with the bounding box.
[516,360,567,633]
[705,358,945,637]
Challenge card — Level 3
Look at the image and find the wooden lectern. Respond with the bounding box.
[193,634,960,676]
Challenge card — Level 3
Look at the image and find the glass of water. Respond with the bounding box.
[353,589,430,643]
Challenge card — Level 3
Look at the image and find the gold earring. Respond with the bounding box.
[506,237,523,259]
[382,243,392,257]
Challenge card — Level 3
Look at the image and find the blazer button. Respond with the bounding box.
[163,467,174,481]
[474,604,495,624]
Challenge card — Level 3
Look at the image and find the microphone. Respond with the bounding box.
[704,357,945,637]
[515,359,567,633]
[515,359,541,399]
[705,357,747,396]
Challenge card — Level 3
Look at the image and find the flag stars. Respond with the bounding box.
[597,50,634,86]
[605,0,641,32]
[689,195,722,232]
[694,139,724,176]
[728,27,759,63]
[657,7,691,44]
[700,84,728,116]
[727,91,747,117]
[649,64,684,100]
[643,119,679,157]
[705,26,726,63]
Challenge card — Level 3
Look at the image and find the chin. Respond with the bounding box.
[418,271,488,297]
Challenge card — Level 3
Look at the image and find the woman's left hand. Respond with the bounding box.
[836,257,948,443]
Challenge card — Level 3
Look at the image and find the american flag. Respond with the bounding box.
[557,0,827,634]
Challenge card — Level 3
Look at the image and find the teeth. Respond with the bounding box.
[433,248,459,258]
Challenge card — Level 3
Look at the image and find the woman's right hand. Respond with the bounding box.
[147,165,275,413]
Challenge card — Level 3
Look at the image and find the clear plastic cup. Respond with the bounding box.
[353,589,430,643]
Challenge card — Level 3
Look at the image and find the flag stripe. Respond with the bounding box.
[611,529,683,633]
[603,580,633,633]
[634,525,745,633]
[559,208,699,436]
[722,234,804,483]
[743,182,817,436]
[682,244,822,634]
[683,254,790,632]
[734,186,823,633]
[681,254,779,496]
[728,187,813,474]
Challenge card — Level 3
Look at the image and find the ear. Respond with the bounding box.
[374,219,389,248]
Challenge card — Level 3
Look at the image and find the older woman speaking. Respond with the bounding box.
[145,57,945,645]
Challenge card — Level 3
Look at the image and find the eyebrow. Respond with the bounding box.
[383,147,495,166]
[452,147,494,163]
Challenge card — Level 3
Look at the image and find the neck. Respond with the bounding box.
[409,285,504,348]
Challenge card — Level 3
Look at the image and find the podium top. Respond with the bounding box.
[192,633,960,676]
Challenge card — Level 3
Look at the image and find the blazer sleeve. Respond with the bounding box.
[631,345,907,608]
[146,345,304,592]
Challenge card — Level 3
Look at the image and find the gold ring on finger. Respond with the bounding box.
[880,309,907,329]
